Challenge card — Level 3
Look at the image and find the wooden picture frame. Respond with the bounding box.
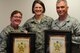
[44,30,72,53]
[7,32,35,53]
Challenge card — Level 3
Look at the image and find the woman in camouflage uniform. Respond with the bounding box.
[23,0,53,53]
[0,10,27,53]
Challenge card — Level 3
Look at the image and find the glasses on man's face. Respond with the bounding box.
[13,16,22,18]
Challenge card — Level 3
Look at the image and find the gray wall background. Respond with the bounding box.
[0,0,80,32]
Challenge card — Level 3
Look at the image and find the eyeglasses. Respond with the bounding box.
[13,16,22,18]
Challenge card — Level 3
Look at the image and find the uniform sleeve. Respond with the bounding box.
[0,33,7,53]
[72,19,80,43]
[48,17,54,29]
[0,28,9,53]
[72,19,80,36]
[22,21,31,32]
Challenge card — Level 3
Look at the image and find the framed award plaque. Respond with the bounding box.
[44,30,72,53]
[7,32,35,53]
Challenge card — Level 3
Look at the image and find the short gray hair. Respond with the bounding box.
[56,0,68,6]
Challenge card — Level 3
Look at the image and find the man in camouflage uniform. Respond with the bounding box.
[51,0,80,53]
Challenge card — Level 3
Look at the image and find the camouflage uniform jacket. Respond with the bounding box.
[23,15,53,53]
[0,25,24,53]
[51,15,80,44]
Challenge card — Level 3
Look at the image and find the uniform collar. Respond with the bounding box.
[54,15,71,27]
[29,15,48,24]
